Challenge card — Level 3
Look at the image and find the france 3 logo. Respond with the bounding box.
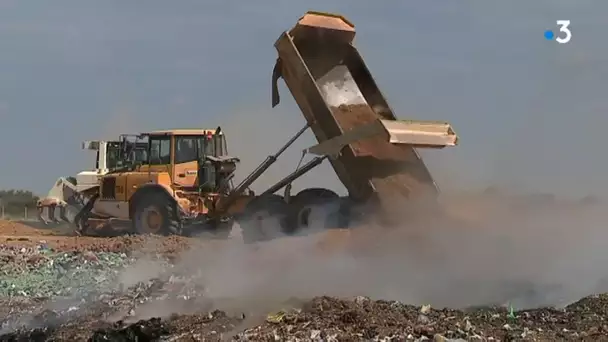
[544,20,571,44]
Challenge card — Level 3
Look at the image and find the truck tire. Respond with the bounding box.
[240,194,288,244]
[133,193,181,235]
[286,188,346,233]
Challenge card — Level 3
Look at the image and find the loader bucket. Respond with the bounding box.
[37,177,82,226]
[274,11,459,205]
[37,203,78,225]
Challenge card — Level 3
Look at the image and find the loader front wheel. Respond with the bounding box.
[240,194,288,244]
[133,193,181,235]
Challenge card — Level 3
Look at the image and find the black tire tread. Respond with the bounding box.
[133,193,181,236]
[287,188,342,232]
[240,194,287,244]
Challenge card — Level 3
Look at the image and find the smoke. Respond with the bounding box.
[102,190,608,329]
[104,65,608,320]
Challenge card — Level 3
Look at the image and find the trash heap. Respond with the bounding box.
[2,240,608,340]
[3,292,608,341]
[238,295,608,341]
[0,244,131,298]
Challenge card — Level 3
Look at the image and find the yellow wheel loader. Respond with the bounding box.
[73,11,459,241]
[73,128,249,236]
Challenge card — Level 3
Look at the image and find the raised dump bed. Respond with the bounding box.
[272,11,458,214]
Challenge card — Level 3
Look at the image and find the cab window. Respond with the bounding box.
[197,134,216,158]
[149,136,171,165]
[106,147,120,169]
[175,136,198,164]
[132,148,148,163]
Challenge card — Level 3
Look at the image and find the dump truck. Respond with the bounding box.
[71,11,458,241]
[37,136,147,226]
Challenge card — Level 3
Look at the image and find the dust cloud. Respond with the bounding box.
[112,190,608,327]
[112,65,608,319]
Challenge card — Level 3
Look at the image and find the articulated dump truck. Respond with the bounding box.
[212,11,459,241]
[265,11,459,227]
[70,11,458,242]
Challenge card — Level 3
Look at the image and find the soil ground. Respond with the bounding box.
[0,220,196,257]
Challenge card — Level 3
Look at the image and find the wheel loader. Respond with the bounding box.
[72,128,249,236]
[72,11,459,241]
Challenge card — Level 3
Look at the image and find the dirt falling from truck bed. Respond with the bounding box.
[330,104,438,220]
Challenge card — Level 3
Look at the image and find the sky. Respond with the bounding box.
[0,0,606,197]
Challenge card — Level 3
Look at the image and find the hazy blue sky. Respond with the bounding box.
[0,1,606,197]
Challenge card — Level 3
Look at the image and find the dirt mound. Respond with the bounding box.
[0,221,55,237]
[45,235,195,256]
[0,220,197,258]
[89,312,242,342]
[1,305,244,341]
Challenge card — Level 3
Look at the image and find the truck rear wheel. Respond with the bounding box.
[240,194,288,243]
[133,193,181,235]
[287,188,345,233]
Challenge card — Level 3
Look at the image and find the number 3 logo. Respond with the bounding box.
[556,20,571,44]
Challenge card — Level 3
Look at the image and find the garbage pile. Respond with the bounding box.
[4,293,608,341]
[238,295,608,341]
[2,224,608,340]
[89,294,608,341]
[0,244,131,298]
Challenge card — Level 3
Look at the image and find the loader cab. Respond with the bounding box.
[97,140,149,172]
[105,142,123,170]
[116,135,148,169]
[83,139,149,175]
[145,129,237,193]
[82,140,120,172]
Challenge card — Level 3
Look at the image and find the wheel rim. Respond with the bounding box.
[142,207,163,233]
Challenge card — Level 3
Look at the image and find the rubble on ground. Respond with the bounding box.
[4,294,608,341]
[3,220,608,340]
[0,220,196,257]
[0,245,131,297]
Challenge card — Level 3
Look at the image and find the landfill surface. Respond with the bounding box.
[2,200,608,342]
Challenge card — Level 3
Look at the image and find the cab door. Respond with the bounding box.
[172,135,199,188]
[141,135,173,180]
